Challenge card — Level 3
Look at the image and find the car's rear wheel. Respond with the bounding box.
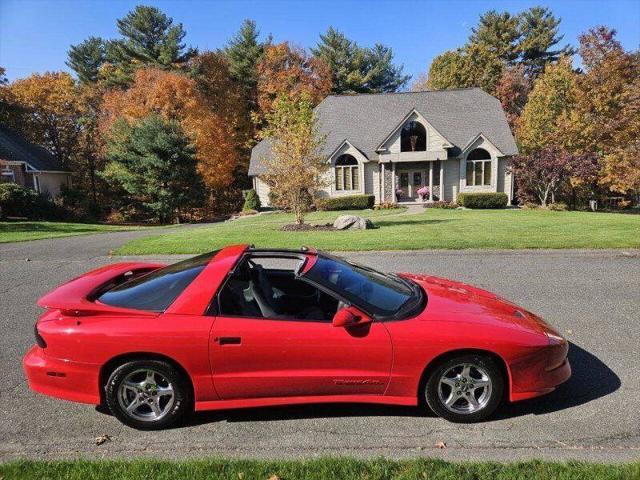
[105,359,192,430]
[424,353,504,423]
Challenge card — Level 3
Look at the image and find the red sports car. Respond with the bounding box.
[24,245,570,429]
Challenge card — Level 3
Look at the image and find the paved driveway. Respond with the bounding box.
[1,233,639,462]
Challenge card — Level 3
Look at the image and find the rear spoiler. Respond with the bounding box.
[37,262,165,315]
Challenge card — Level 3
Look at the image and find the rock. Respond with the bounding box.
[333,215,374,230]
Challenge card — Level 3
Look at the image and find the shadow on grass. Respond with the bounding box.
[0,223,103,234]
[374,218,455,227]
[173,342,618,427]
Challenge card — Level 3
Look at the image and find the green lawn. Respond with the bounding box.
[0,221,139,243]
[2,458,638,480]
[116,208,640,254]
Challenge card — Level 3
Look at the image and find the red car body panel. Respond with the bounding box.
[23,244,570,414]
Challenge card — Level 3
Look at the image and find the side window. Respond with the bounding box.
[217,255,339,321]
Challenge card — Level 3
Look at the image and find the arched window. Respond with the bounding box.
[400,121,426,152]
[335,154,359,191]
[465,148,492,186]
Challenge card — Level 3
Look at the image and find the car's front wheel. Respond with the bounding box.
[105,359,192,430]
[424,354,504,423]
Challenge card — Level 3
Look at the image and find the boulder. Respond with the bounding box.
[333,215,374,230]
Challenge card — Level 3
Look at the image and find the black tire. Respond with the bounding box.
[424,353,504,423]
[105,359,192,430]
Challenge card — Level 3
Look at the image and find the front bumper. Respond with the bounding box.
[23,345,101,405]
[509,340,572,402]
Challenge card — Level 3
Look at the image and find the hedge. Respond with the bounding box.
[457,192,508,209]
[316,194,375,211]
[242,189,261,211]
[0,183,65,220]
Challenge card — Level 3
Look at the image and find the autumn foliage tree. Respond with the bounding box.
[259,94,327,224]
[256,42,332,123]
[494,65,532,131]
[100,68,239,190]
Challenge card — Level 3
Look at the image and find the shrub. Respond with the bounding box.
[548,202,568,211]
[0,183,64,220]
[374,201,398,210]
[243,189,261,211]
[457,192,508,209]
[425,201,458,209]
[316,194,375,211]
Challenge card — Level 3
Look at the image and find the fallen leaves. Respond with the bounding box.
[95,434,111,446]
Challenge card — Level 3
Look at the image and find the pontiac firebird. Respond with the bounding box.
[23,245,570,429]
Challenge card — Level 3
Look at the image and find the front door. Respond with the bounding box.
[398,171,424,200]
[209,254,393,400]
[211,316,392,399]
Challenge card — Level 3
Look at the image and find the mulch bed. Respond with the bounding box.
[280,223,336,231]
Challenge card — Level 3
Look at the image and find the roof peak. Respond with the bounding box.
[324,87,483,100]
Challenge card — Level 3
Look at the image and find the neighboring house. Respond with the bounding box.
[249,88,518,205]
[0,124,71,197]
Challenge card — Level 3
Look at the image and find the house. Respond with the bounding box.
[0,124,71,197]
[249,88,518,205]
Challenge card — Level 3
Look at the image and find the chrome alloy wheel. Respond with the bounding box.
[117,369,175,422]
[437,363,492,414]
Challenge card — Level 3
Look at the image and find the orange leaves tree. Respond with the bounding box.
[100,68,239,191]
[256,42,332,124]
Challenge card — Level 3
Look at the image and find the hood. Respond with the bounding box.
[401,273,557,336]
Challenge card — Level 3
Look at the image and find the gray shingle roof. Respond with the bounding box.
[249,88,518,176]
[0,124,67,172]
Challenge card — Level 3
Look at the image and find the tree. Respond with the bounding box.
[495,65,532,131]
[66,37,107,84]
[517,56,576,153]
[424,44,504,94]
[518,7,573,76]
[102,115,204,223]
[470,10,521,64]
[0,67,7,85]
[100,68,239,190]
[6,72,81,168]
[259,94,327,224]
[509,146,598,206]
[224,19,266,112]
[256,42,332,122]
[90,5,196,87]
[312,27,409,94]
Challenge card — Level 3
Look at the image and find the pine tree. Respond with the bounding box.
[470,10,521,64]
[66,37,107,84]
[225,19,266,111]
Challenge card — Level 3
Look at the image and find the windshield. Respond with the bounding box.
[302,254,416,317]
[98,251,218,312]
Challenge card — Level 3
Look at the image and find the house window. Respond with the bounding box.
[335,154,359,191]
[401,121,426,152]
[465,148,492,186]
[1,168,15,183]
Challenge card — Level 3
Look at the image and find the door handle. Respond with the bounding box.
[215,336,241,345]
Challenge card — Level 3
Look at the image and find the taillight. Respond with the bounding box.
[34,323,47,348]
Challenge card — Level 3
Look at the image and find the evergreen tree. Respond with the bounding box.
[66,37,107,84]
[517,7,573,76]
[102,115,204,223]
[224,19,266,111]
[470,10,521,64]
[312,27,409,94]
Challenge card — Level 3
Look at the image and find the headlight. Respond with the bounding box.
[546,332,565,345]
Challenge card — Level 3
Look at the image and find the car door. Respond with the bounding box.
[209,256,392,400]
[210,314,392,400]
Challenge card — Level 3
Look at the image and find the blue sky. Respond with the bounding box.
[1,0,639,85]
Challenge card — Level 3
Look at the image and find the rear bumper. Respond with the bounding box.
[509,341,572,402]
[23,345,101,405]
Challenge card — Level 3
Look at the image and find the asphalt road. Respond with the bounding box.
[1,231,639,462]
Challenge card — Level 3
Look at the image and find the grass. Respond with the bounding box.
[116,208,640,255]
[1,458,638,480]
[0,221,139,243]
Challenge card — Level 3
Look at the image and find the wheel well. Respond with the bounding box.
[417,349,510,404]
[98,352,194,405]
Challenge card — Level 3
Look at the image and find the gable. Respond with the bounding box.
[376,109,453,154]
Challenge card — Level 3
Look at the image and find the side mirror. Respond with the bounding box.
[332,307,371,328]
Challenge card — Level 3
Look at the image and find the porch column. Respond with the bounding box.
[391,162,396,201]
[381,163,385,202]
[428,162,434,201]
[440,161,444,201]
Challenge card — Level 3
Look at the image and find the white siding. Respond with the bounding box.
[442,159,460,202]
[254,177,271,206]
